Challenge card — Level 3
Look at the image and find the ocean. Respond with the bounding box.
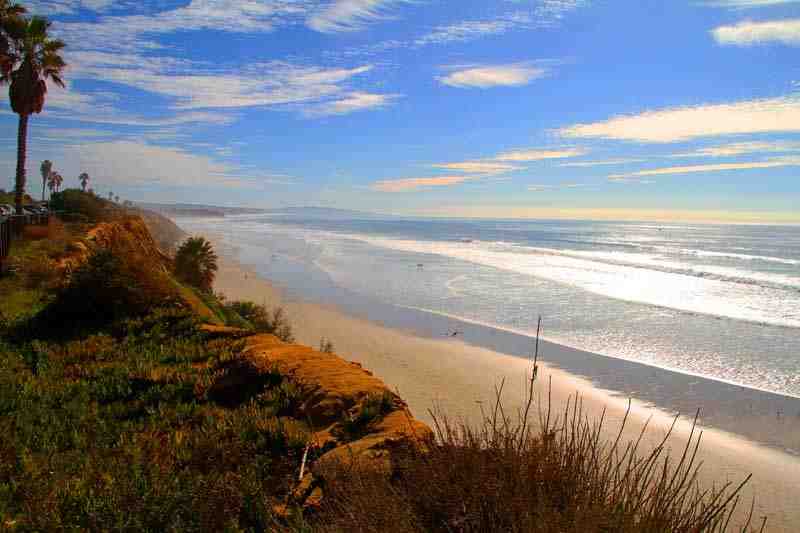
[179,213,800,402]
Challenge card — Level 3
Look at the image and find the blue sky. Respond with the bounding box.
[1,0,800,221]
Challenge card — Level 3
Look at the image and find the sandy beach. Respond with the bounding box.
[207,246,800,531]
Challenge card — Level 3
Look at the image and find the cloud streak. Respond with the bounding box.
[671,141,800,157]
[307,0,409,33]
[559,96,800,142]
[712,18,800,46]
[495,147,587,161]
[609,157,800,179]
[371,175,474,192]
[438,64,547,89]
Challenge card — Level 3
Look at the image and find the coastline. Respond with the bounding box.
[211,245,800,531]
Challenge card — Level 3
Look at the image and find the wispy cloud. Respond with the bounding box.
[495,147,587,161]
[559,96,800,142]
[432,161,521,174]
[302,91,400,116]
[609,157,800,179]
[701,0,800,9]
[54,1,313,53]
[371,175,474,192]
[65,52,396,117]
[60,140,292,190]
[438,63,547,89]
[528,182,587,191]
[559,158,645,167]
[712,18,800,45]
[307,0,409,33]
[671,141,800,157]
[414,11,533,46]
[374,146,587,193]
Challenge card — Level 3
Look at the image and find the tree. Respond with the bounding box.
[1,14,66,215]
[47,170,61,194]
[39,159,50,200]
[107,191,112,201]
[79,172,89,192]
[174,237,218,293]
[0,1,25,79]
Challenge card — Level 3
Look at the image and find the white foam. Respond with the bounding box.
[337,234,800,329]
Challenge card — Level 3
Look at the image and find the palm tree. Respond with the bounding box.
[108,190,113,201]
[39,159,51,200]
[79,172,89,192]
[47,170,61,194]
[1,15,65,215]
[0,1,25,79]
[174,237,218,293]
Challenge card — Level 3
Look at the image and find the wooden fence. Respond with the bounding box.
[0,213,51,272]
[0,216,10,269]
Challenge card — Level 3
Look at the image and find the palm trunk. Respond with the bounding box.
[41,176,46,202]
[14,113,28,215]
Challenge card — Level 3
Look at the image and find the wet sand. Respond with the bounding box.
[210,249,800,531]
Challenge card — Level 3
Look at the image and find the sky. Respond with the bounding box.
[1,0,799,222]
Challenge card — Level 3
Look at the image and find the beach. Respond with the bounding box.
[212,246,800,531]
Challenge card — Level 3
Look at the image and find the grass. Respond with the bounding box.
[0,308,311,531]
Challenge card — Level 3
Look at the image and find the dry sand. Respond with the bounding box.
[213,252,800,531]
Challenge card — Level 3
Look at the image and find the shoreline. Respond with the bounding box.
[210,245,800,531]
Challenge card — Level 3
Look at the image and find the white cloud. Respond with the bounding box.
[495,147,587,161]
[608,157,800,179]
[712,18,800,46]
[560,96,800,142]
[432,161,520,175]
[55,1,312,52]
[671,141,800,157]
[415,12,533,46]
[307,0,408,33]
[302,91,400,116]
[438,64,547,88]
[559,158,645,167]
[371,175,474,192]
[701,0,800,9]
[66,52,395,115]
[62,140,289,190]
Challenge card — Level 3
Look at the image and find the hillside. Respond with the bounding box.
[0,193,757,532]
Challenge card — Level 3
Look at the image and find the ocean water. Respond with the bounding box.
[180,214,800,399]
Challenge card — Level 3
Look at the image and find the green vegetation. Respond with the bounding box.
[49,188,115,223]
[175,236,218,293]
[336,391,395,441]
[0,215,317,531]
[225,300,294,342]
[0,309,311,531]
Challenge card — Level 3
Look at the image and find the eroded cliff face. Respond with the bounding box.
[202,327,434,512]
[57,216,171,275]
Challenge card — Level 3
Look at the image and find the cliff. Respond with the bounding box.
[202,326,433,511]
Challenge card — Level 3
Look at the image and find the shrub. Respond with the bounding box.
[313,388,760,533]
[49,189,114,223]
[319,337,335,353]
[226,301,295,342]
[23,246,179,338]
[174,237,218,293]
[337,391,396,441]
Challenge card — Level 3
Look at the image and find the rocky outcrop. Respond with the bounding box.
[57,216,171,275]
[211,332,433,512]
